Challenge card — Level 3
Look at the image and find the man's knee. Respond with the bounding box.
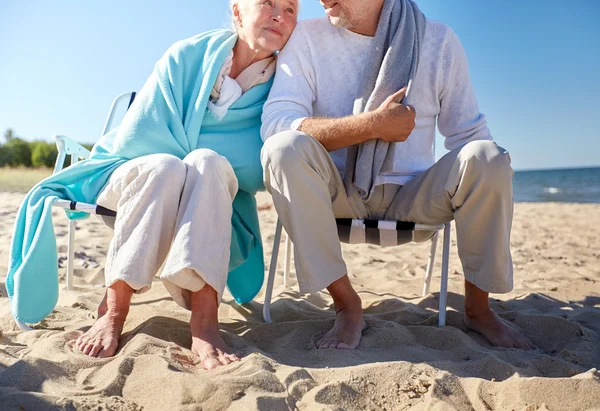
[261,131,318,170]
[460,140,513,185]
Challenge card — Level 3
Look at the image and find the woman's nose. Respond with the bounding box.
[271,6,282,22]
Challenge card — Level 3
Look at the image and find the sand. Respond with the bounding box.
[1,190,599,410]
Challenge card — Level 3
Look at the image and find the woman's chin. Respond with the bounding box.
[256,39,282,55]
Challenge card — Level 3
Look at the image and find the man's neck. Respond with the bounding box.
[347,0,384,37]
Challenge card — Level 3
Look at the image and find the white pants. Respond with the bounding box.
[261,131,514,294]
[96,149,238,309]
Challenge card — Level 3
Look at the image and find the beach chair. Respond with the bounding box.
[13,92,135,331]
[263,220,451,326]
[50,92,137,289]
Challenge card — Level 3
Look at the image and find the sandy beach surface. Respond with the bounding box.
[1,190,599,410]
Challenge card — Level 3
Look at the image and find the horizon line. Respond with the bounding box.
[514,165,600,173]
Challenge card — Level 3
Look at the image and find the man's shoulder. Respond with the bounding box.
[296,17,333,32]
[282,17,340,55]
[421,20,464,62]
[424,20,453,44]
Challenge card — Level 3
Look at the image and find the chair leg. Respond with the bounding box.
[422,231,439,296]
[263,219,283,323]
[14,319,33,331]
[283,233,292,288]
[438,222,451,327]
[66,220,76,291]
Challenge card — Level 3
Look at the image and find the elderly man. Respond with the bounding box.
[260,0,534,351]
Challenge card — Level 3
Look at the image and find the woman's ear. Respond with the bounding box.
[232,2,243,28]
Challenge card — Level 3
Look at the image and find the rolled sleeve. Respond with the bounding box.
[260,25,316,142]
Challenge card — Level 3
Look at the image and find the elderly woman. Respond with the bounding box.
[7,0,297,371]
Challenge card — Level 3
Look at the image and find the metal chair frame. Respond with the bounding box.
[263,220,451,326]
[51,92,136,291]
[262,129,452,326]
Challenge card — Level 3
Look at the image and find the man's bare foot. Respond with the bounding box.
[190,285,240,370]
[464,280,535,350]
[75,281,133,358]
[317,275,366,350]
[464,309,535,350]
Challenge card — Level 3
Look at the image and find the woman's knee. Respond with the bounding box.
[184,149,235,178]
[137,153,187,192]
[148,154,186,187]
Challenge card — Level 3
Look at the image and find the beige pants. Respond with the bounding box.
[96,149,238,309]
[261,131,514,294]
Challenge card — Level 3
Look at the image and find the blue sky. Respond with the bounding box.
[1,0,598,170]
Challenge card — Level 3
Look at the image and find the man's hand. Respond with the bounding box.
[296,87,417,152]
[371,88,416,143]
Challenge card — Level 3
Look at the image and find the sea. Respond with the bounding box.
[513,166,600,203]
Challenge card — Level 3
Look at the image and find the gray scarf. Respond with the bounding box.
[343,0,426,200]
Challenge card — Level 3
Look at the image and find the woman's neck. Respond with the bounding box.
[230,36,271,79]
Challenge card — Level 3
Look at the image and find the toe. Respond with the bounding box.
[317,334,338,349]
[336,341,354,350]
[89,343,103,357]
[522,337,536,351]
[203,357,223,371]
[97,345,114,358]
[82,343,94,356]
[76,335,87,351]
[98,341,118,358]
[225,353,240,362]
[325,339,339,349]
[316,339,330,349]
[218,352,231,366]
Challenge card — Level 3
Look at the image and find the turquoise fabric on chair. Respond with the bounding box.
[7,29,269,324]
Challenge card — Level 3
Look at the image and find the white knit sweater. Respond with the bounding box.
[261,17,493,185]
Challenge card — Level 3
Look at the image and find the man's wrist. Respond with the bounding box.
[360,111,380,140]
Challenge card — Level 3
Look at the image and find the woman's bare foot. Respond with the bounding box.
[317,275,366,350]
[97,291,108,318]
[75,281,133,358]
[190,285,240,370]
[464,280,535,350]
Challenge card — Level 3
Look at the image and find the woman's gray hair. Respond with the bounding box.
[229,0,243,31]
[228,0,300,31]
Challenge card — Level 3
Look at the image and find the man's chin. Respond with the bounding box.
[327,16,347,28]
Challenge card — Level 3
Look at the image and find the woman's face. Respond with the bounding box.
[233,0,298,55]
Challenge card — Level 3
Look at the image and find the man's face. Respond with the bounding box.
[320,0,368,29]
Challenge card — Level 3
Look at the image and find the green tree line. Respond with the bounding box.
[0,129,93,168]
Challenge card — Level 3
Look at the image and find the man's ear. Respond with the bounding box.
[232,2,243,28]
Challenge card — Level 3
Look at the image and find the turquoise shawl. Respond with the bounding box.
[7,29,269,324]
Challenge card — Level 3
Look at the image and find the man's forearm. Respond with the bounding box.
[297,112,378,152]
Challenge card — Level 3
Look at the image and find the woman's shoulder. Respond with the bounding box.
[162,29,236,62]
